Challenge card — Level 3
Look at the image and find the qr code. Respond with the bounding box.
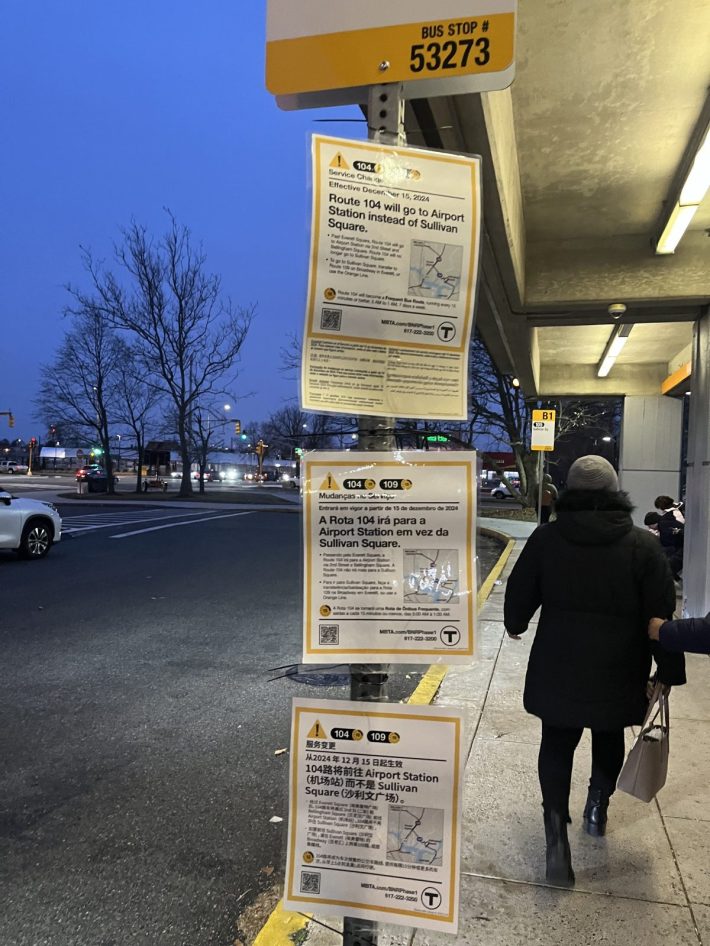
[321,308,342,330]
[319,624,339,645]
[300,871,321,894]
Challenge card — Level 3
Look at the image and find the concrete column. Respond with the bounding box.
[683,311,710,616]
[619,395,683,526]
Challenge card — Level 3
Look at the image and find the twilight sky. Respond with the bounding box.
[0,1,363,439]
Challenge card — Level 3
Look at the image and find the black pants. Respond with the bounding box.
[538,724,626,817]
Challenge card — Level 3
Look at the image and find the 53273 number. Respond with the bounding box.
[410,38,490,73]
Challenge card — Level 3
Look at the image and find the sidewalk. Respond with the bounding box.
[297,519,710,946]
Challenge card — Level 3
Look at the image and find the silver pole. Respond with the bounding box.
[343,82,406,946]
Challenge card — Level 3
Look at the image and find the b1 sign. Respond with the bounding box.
[531,410,556,452]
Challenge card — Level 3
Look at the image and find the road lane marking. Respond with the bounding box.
[110,511,253,538]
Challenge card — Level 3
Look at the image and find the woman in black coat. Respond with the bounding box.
[504,455,686,888]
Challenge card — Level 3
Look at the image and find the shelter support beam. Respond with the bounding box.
[619,396,683,527]
[683,310,710,616]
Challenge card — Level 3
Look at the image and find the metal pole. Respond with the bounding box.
[536,452,544,526]
[344,81,406,946]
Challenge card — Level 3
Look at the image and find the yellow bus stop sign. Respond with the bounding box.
[531,409,556,452]
[266,0,517,105]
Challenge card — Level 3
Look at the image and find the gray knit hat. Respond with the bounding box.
[566,455,619,491]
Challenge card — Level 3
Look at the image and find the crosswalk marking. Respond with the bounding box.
[110,511,253,539]
[62,510,214,534]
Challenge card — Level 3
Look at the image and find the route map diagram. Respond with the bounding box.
[408,240,463,301]
[387,806,444,867]
[403,549,459,605]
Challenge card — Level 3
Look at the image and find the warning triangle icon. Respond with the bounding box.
[308,720,327,739]
[320,473,340,491]
[329,152,350,170]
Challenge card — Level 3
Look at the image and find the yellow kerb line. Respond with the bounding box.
[251,531,516,945]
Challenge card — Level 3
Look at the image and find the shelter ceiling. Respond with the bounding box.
[513,0,710,240]
[405,0,709,393]
[538,322,694,368]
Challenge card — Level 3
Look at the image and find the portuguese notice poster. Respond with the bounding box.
[302,450,477,664]
[284,698,464,932]
[301,134,481,420]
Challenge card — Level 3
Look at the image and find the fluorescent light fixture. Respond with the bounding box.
[654,95,710,255]
[597,324,633,378]
[597,355,616,378]
[656,203,700,255]
[680,127,710,204]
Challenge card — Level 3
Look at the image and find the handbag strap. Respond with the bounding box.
[641,683,663,728]
[642,686,670,734]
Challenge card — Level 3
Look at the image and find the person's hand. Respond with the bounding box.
[648,617,665,640]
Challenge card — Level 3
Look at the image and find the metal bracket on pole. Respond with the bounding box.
[367,83,406,146]
[357,83,406,454]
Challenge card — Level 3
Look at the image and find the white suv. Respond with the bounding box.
[0,491,62,558]
[0,460,29,474]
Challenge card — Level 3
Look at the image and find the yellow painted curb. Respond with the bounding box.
[476,535,516,609]
[251,901,311,946]
[406,532,517,709]
[407,664,448,705]
[250,533,518,944]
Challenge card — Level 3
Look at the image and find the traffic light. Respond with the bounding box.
[30,437,37,446]
[234,420,241,435]
[8,414,14,428]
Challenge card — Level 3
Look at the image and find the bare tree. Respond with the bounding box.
[458,334,619,505]
[261,404,342,458]
[114,348,159,493]
[66,215,255,497]
[279,331,301,381]
[36,310,122,492]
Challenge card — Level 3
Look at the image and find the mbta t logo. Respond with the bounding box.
[440,626,461,646]
[437,321,456,342]
[421,887,442,910]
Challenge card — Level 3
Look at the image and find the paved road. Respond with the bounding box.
[1,504,503,946]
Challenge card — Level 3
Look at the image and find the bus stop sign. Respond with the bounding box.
[266,0,517,106]
[531,410,556,452]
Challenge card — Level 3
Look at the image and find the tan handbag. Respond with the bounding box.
[617,685,670,803]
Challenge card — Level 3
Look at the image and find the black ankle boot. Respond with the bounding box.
[583,788,609,837]
[544,809,575,888]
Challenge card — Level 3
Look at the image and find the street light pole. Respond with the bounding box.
[224,404,232,450]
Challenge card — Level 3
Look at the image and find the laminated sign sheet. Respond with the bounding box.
[302,135,481,420]
[302,450,477,664]
[285,698,464,932]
